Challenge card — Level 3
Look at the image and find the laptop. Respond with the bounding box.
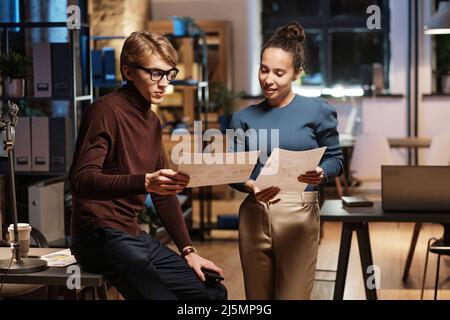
[382,166,450,212]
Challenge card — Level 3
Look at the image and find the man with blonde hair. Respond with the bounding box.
[69,31,226,300]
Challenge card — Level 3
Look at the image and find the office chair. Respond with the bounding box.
[420,229,450,300]
[349,134,394,190]
[402,134,450,283]
[426,134,450,166]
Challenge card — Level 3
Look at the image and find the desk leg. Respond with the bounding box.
[356,222,377,300]
[333,223,354,300]
[402,222,422,282]
[97,284,109,300]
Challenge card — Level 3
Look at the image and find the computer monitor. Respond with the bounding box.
[382,165,450,212]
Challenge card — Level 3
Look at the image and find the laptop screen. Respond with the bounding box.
[382,166,450,212]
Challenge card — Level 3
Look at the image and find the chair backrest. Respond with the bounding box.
[30,227,49,248]
[426,134,450,166]
[343,97,359,136]
[350,134,394,180]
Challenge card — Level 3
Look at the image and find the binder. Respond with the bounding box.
[0,103,4,158]
[91,50,104,86]
[103,48,116,85]
[49,117,72,172]
[51,43,73,98]
[14,117,32,172]
[31,117,49,172]
[33,43,52,97]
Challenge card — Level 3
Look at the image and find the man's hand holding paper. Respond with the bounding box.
[177,151,260,188]
[145,169,190,195]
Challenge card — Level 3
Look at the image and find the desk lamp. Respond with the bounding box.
[0,101,47,273]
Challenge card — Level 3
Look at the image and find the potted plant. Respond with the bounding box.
[0,52,32,97]
[210,81,246,132]
[436,35,450,94]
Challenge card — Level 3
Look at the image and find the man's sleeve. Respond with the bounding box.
[150,148,192,251]
[69,101,146,200]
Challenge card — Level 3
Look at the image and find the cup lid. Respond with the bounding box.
[8,223,32,230]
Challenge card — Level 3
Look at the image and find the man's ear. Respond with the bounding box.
[122,65,133,81]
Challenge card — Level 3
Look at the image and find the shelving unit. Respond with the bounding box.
[0,21,93,152]
[149,20,236,240]
[149,20,232,128]
[147,22,211,240]
[91,35,126,98]
[0,22,93,245]
[148,20,232,87]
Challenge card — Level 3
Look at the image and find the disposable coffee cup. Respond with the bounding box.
[8,223,32,258]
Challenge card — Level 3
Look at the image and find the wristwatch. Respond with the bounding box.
[181,246,197,257]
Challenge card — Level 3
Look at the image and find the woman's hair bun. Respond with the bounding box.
[276,22,305,43]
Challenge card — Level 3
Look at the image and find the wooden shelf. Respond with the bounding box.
[1,96,80,101]
[149,20,232,89]
[149,20,232,126]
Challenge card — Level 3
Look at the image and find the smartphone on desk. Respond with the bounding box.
[341,196,374,207]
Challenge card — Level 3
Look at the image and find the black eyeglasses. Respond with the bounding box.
[132,64,179,82]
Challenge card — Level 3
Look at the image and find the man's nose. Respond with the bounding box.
[159,75,170,86]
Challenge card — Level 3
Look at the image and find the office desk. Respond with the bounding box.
[320,200,450,300]
[0,248,107,299]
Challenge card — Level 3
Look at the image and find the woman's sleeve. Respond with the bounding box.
[316,99,344,182]
[227,112,252,193]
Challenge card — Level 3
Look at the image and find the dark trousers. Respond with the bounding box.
[70,227,227,300]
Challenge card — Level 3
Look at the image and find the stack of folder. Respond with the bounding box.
[14,117,71,173]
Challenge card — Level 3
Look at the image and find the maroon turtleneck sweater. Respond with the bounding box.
[69,82,191,251]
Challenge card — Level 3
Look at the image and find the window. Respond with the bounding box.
[434,0,450,93]
[330,0,381,17]
[0,0,20,23]
[302,31,323,85]
[331,31,384,84]
[262,0,390,88]
[262,1,320,24]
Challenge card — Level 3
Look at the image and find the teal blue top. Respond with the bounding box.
[228,94,344,192]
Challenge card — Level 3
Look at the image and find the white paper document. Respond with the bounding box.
[40,249,77,267]
[255,147,327,192]
[177,151,259,188]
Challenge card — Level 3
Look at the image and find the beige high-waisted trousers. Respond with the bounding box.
[238,191,320,300]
